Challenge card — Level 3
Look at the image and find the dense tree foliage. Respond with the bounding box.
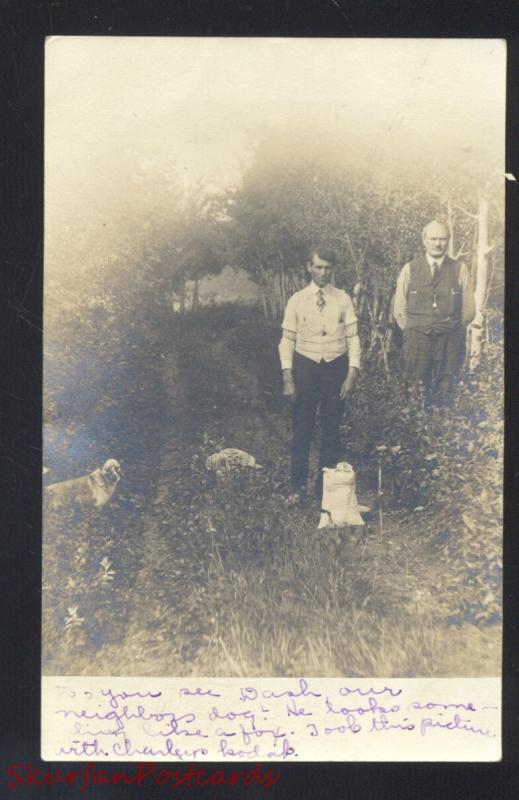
[46,133,503,366]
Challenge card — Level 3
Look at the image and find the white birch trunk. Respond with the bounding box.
[258,261,275,319]
[447,199,455,258]
[470,225,479,284]
[259,285,268,319]
[192,277,199,312]
[469,195,490,371]
[278,251,287,313]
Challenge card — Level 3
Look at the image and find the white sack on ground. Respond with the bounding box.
[205,448,263,471]
[318,462,365,528]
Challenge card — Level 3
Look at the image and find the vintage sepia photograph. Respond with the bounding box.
[43,37,505,681]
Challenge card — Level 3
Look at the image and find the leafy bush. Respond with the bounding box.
[342,325,503,628]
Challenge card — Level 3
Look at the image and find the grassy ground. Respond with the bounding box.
[42,305,501,677]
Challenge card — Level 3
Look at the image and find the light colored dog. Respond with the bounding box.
[44,459,121,512]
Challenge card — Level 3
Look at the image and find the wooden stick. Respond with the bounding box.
[377,459,384,540]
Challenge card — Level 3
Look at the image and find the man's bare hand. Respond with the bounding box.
[339,368,359,400]
[282,368,296,402]
[283,378,297,402]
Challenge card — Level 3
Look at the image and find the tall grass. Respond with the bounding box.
[42,305,502,678]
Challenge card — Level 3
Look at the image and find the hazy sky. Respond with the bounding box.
[45,37,506,275]
[46,37,505,185]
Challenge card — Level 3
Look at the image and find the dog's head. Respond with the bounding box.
[100,459,121,484]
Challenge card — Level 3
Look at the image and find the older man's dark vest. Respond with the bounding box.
[407,255,462,331]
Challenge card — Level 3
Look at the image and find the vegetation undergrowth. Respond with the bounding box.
[43,304,502,678]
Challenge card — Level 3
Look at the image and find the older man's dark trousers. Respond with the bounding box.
[403,324,465,402]
[291,352,348,492]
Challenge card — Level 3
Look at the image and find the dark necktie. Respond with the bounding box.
[316,289,325,312]
[431,263,439,310]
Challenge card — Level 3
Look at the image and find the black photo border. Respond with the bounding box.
[1,2,518,798]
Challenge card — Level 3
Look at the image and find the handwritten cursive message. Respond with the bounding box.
[42,677,500,762]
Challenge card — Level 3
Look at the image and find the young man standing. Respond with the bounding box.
[279,246,361,505]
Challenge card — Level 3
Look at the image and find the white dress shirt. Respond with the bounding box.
[279,281,361,370]
[425,253,446,271]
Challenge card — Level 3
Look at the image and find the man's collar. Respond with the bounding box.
[309,281,333,294]
[425,253,446,268]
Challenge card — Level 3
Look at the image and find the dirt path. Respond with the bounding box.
[96,332,274,664]
[98,327,351,659]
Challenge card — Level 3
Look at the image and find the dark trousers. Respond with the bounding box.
[403,325,465,402]
[291,352,348,492]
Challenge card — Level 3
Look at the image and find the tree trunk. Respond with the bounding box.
[278,251,287,313]
[470,225,478,284]
[365,296,390,375]
[259,284,268,319]
[447,199,455,257]
[265,265,280,321]
[272,271,282,321]
[192,277,199,312]
[469,195,490,371]
[257,262,274,320]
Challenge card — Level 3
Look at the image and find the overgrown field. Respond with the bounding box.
[43,304,502,677]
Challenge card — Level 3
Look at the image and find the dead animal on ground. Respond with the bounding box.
[205,448,263,473]
[44,459,122,512]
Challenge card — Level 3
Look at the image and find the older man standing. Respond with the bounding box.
[279,246,361,505]
[393,220,475,404]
